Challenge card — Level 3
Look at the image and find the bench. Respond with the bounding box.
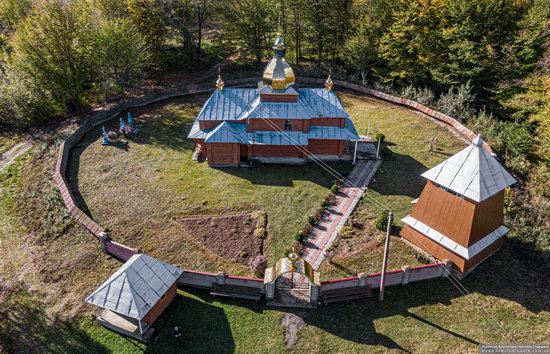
[210,284,262,302]
[321,286,372,305]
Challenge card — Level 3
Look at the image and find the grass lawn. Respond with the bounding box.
[70,94,351,271]
[320,93,467,279]
[0,91,548,353]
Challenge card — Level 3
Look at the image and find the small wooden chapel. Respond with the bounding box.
[401,135,517,276]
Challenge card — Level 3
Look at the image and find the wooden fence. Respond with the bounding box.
[175,261,452,298]
[320,261,452,293]
[53,76,479,267]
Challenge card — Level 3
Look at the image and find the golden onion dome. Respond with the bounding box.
[262,33,295,90]
[325,67,334,91]
[215,67,224,91]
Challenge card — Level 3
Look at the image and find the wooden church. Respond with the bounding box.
[188,32,359,166]
[401,136,516,276]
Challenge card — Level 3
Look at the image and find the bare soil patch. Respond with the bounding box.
[281,312,308,351]
[331,219,380,259]
[177,211,265,264]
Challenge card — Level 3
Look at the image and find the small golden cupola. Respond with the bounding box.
[262,32,295,90]
[215,66,224,91]
[325,67,334,91]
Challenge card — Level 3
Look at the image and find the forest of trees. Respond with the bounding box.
[0,0,548,266]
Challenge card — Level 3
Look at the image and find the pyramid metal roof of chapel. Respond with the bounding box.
[422,135,516,202]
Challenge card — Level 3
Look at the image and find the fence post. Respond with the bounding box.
[310,283,320,305]
[442,259,452,277]
[216,272,226,285]
[98,232,109,254]
[265,282,274,300]
[358,273,368,287]
[401,266,411,285]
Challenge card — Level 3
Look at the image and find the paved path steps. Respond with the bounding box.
[302,159,382,269]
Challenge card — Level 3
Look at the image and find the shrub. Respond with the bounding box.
[330,184,339,194]
[374,210,390,231]
[308,215,315,226]
[248,255,268,277]
[325,192,336,206]
[375,133,386,142]
[415,87,435,105]
[414,252,432,264]
[326,247,336,264]
[435,81,475,121]
[0,64,55,128]
[251,210,267,228]
[400,84,416,100]
[399,85,434,105]
[253,227,266,239]
[315,207,325,220]
[294,232,303,242]
[301,224,312,237]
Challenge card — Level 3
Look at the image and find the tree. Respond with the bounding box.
[510,1,550,77]
[285,0,304,64]
[11,0,96,108]
[434,0,529,86]
[343,0,393,83]
[378,0,443,85]
[219,0,275,63]
[97,18,149,95]
[0,64,54,128]
[127,0,169,71]
[195,0,211,65]
[0,0,32,32]
[171,0,196,69]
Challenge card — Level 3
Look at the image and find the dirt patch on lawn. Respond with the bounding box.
[331,220,381,259]
[281,312,308,351]
[177,211,266,264]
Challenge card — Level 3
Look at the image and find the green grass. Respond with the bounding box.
[72,94,350,270]
[1,92,548,353]
[319,93,467,279]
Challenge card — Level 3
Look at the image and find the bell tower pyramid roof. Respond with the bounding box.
[421,135,516,202]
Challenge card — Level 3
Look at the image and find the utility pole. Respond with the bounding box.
[379,211,394,301]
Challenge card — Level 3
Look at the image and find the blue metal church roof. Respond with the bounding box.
[189,86,359,145]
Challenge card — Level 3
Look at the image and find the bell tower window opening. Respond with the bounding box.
[284,120,292,131]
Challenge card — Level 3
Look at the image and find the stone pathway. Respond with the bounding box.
[302,159,382,269]
[0,142,32,172]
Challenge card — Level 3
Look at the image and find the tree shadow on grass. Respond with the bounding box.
[0,291,109,354]
[145,293,235,354]
[306,244,550,351]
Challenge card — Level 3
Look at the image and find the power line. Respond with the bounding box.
[409,234,515,342]
[257,116,389,211]
[256,113,513,342]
